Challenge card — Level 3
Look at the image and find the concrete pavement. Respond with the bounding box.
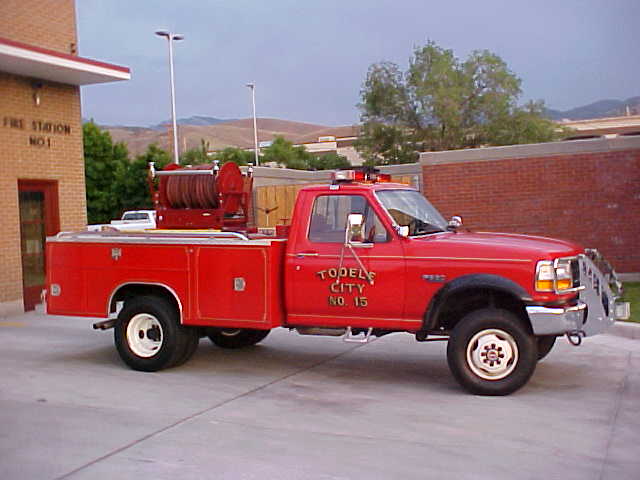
[1,311,639,479]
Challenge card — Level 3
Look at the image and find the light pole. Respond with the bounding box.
[246,82,260,166]
[155,30,184,165]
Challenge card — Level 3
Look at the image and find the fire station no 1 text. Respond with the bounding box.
[3,117,72,135]
[3,116,72,149]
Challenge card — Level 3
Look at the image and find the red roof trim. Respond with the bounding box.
[0,36,130,74]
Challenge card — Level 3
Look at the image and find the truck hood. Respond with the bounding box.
[412,231,583,261]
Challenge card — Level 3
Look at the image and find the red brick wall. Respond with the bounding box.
[422,144,640,273]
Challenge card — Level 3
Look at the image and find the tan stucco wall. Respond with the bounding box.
[0,0,78,54]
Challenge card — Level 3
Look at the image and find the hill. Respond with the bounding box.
[104,118,328,157]
[151,115,236,130]
[546,96,640,120]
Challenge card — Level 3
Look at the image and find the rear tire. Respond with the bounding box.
[446,308,537,396]
[207,328,270,349]
[174,331,200,367]
[114,296,197,371]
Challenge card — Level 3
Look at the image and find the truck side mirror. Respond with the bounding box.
[345,213,365,244]
[395,225,409,238]
[447,215,462,231]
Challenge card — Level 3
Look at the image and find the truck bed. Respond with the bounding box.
[45,231,287,329]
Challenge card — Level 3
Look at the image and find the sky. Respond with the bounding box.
[76,0,640,127]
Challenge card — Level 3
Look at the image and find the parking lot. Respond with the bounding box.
[1,311,639,480]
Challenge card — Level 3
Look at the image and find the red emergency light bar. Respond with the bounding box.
[332,169,391,183]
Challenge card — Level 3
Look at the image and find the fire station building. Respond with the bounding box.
[0,0,129,315]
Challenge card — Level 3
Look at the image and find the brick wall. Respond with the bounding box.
[0,0,78,54]
[421,138,640,273]
[0,72,85,307]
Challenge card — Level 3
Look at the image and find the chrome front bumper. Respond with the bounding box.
[526,302,587,336]
[526,250,630,337]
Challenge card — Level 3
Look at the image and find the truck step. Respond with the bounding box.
[342,327,374,344]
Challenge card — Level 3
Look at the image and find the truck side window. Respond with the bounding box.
[122,212,146,221]
[309,195,388,243]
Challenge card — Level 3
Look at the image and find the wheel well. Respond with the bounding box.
[427,287,530,334]
[109,284,181,321]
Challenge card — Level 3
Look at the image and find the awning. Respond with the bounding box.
[0,37,130,85]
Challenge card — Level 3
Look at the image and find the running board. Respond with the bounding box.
[342,327,374,344]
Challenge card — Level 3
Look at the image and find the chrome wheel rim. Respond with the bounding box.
[466,328,518,380]
[126,313,163,358]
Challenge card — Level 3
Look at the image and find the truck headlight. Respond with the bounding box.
[535,259,575,293]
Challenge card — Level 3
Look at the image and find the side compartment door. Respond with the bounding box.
[194,245,270,328]
[286,194,410,329]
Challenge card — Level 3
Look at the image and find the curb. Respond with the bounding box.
[608,321,640,340]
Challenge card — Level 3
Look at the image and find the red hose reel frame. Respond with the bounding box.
[150,162,254,230]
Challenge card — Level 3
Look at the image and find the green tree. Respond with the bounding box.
[357,41,560,165]
[83,121,129,223]
[113,144,171,213]
[261,136,314,170]
[354,123,418,166]
[484,100,561,145]
[180,138,212,165]
[210,146,253,166]
[308,152,351,170]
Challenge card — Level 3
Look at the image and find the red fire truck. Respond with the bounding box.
[44,166,629,395]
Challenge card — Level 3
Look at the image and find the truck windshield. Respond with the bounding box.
[377,190,447,236]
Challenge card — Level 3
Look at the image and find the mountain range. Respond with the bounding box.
[150,115,237,130]
[105,118,332,156]
[545,96,640,120]
[98,97,640,156]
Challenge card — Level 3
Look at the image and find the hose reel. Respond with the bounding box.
[150,162,253,230]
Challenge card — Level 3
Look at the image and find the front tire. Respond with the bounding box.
[536,335,557,361]
[207,328,270,349]
[114,296,198,371]
[446,308,537,396]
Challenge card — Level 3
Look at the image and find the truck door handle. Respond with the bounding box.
[296,252,319,258]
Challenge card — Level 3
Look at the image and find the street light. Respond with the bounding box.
[246,82,260,166]
[155,30,184,165]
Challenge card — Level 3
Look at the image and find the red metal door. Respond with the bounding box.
[18,180,59,311]
[286,193,414,330]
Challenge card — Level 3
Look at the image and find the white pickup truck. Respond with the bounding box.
[87,210,156,232]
